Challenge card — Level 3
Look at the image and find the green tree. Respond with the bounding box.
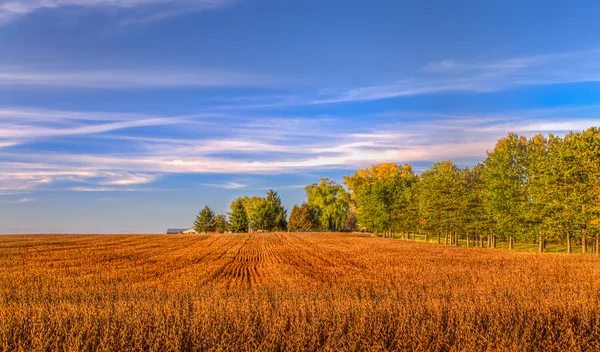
[526,133,554,251]
[577,127,600,254]
[344,164,417,237]
[267,189,288,231]
[305,178,350,231]
[288,203,319,232]
[212,214,230,233]
[416,161,462,245]
[250,197,274,232]
[228,197,249,233]
[459,164,488,246]
[548,133,590,253]
[194,205,216,233]
[482,133,529,249]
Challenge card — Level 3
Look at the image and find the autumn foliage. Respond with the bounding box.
[344,128,600,251]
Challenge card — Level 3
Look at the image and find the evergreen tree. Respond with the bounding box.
[228,198,249,233]
[251,198,274,232]
[194,205,216,233]
[212,214,230,233]
[267,189,288,231]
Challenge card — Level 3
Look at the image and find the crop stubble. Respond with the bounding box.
[1,232,599,351]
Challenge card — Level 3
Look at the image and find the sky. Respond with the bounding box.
[1,0,600,233]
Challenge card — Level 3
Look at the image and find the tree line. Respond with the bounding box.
[194,190,287,233]
[344,128,600,254]
[194,180,355,234]
[193,128,600,254]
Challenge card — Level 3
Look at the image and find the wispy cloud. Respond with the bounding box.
[100,172,157,185]
[0,0,236,25]
[69,186,137,192]
[1,66,273,89]
[0,107,192,150]
[312,49,600,104]
[199,181,247,189]
[0,196,36,203]
[2,105,599,194]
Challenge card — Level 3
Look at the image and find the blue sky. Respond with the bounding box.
[1,0,600,233]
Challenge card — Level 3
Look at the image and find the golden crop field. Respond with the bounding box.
[1,232,600,351]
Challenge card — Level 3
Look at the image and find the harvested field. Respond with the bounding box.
[1,232,600,351]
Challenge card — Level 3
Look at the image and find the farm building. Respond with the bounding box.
[166,228,197,234]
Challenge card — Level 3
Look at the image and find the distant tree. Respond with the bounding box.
[482,133,529,249]
[342,211,358,232]
[547,133,589,253]
[250,197,274,232]
[344,163,416,237]
[305,178,350,231]
[212,214,230,233]
[267,189,288,231]
[459,164,488,247]
[577,127,600,254]
[194,205,216,233]
[526,133,554,251]
[288,203,319,232]
[228,198,249,233]
[416,161,462,245]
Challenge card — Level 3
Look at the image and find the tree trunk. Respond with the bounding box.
[425,233,429,242]
[582,233,587,254]
[466,234,470,247]
[539,235,543,253]
[567,233,572,253]
[492,234,496,248]
[480,235,484,248]
[596,236,599,256]
[509,236,513,250]
[445,232,448,245]
[455,233,459,246]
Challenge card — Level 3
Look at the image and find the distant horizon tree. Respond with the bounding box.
[194,205,216,233]
[288,202,319,232]
[228,198,249,233]
[212,214,230,233]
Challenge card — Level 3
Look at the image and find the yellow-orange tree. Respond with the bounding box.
[344,164,416,237]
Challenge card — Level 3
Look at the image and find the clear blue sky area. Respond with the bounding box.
[1,0,600,233]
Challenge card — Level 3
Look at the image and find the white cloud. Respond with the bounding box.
[313,50,600,104]
[199,181,246,189]
[70,186,136,192]
[100,172,156,185]
[0,196,36,203]
[0,0,235,24]
[1,105,599,194]
[0,66,272,89]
